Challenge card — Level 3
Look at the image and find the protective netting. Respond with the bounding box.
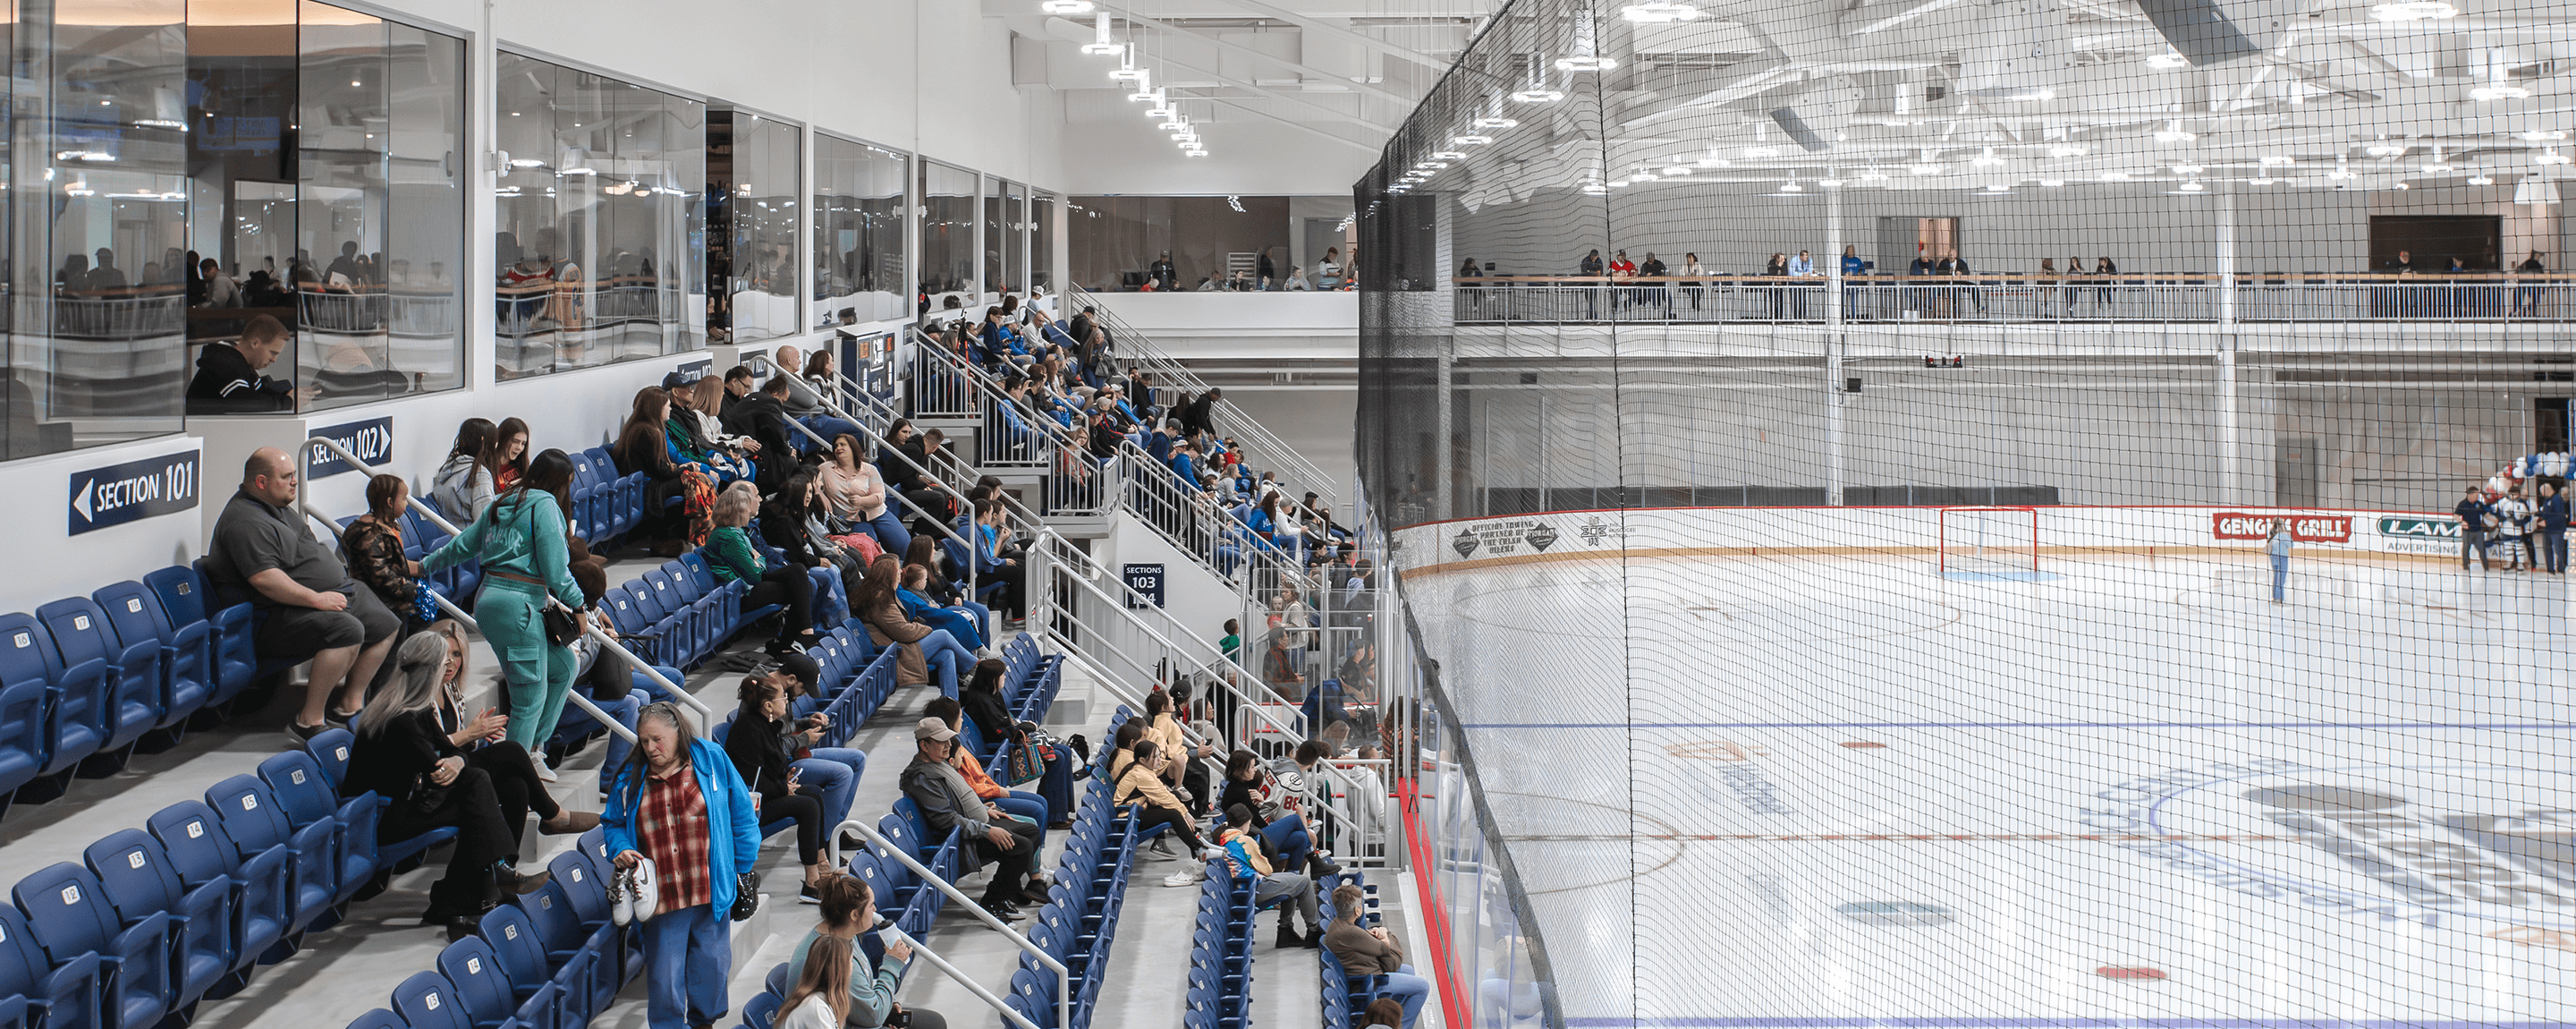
[1359,0,2576,1025]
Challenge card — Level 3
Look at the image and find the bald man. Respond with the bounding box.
[204,446,400,740]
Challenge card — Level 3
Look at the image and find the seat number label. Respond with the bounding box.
[424,993,438,1010]
[127,852,145,869]
[240,795,257,811]
[503,925,518,940]
[465,957,481,974]
[125,599,142,613]
[289,770,304,785]
[59,886,78,905]
[72,616,88,631]
[11,634,26,648]
[186,821,204,838]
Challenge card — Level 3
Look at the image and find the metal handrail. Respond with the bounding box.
[1070,287,1335,506]
[300,436,710,728]
[767,388,980,600]
[878,923,1043,1029]
[833,817,1071,1029]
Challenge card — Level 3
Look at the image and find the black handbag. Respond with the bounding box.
[729,872,761,922]
[405,771,453,815]
[542,604,581,646]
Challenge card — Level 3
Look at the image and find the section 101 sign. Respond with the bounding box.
[69,448,200,536]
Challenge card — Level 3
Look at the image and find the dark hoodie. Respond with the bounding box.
[186,342,293,413]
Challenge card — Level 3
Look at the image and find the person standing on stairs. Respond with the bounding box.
[422,448,588,779]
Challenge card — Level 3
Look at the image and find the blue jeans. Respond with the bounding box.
[1378,965,1431,1028]
[640,904,730,1029]
[852,508,912,557]
[2545,530,2570,573]
[1263,813,1313,872]
[919,628,973,698]
[2270,554,2287,601]
[955,601,993,642]
[994,790,1050,852]
[792,752,861,828]
[1036,747,1075,824]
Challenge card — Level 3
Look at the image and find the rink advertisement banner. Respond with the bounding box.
[1392,505,2464,575]
[2211,512,2352,543]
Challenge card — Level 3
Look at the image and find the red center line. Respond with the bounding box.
[1510,832,2296,842]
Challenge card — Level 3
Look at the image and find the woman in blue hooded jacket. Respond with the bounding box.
[606,702,762,1029]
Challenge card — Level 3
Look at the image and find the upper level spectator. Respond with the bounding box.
[187,313,302,413]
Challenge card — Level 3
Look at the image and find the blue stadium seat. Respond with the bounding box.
[0,906,57,1029]
[80,831,228,1010]
[140,566,254,711]
[256,751,373,905]
[513,884,606,1019]
[738,992,780,1029]
[145,801,288,972]
[391,970,472,1029]
[87,583,210,744]
[0,612,106,784]
[202,777,334,934]
[35,599,160,764]
[474,905,551,1003]
[436,936,543,1029]
[12,863,170,1029]
[343,1008,405,1029]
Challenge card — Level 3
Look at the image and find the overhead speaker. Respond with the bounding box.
[1768,108,1831,153]
[2136,0,2265,66]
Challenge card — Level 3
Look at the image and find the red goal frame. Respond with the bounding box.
[1938,506,2039,574]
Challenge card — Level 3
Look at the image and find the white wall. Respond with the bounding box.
[1053,110,1376,196]
[0,436,211,604]
[1084,293,1357,356]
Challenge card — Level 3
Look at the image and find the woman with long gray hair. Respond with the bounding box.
[342,626,585,933]
[605,701,762,1029]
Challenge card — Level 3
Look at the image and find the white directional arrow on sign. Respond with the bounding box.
[71,479,93,523]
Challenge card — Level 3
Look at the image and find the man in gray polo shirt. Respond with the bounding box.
[203,446,401,741]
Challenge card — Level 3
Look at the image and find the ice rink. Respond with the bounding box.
[1405,547,2572,1027]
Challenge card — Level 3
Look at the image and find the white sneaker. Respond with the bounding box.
[629,858,660,923]
[610,865,634,926]
[1161,867,1204,888]
[533,754,558,784]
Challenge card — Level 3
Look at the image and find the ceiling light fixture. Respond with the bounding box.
[2100,171,2132,181]
[1511,86,1564,103]
[1621,0,1700,21]
[1860,168,1889,182]
[1664,165,1693,176]
[2473,83,2530,101]
[2328,158,2360,180]
[2049,144,2087,157]
[2469,174,2496,184]
[1742,146,1780,158]
[1908,163,1943,174]
[2154,121,2195,142]
[2179,180,2205,192]
[1581,183,1608,195]
[1080,13,1122,55]
[2521,130,2566,141]
[1818,175,1845,187]
[2540,149,2574,166]
[1431,151,1468,161]
[1453,134,1494,146]
[2038,178,2065,187]
[1971,149,2004,167]
[1472,115,1518,129]
[2249,177,2276,185]
[2171,163,2204,174]
[1631,169,1659,182]
[2259,155,2294,166]
[2369,1,2456,20]
[2366,138,2407,157]
[1040,0,1094,13]
[2145,53,2190,69]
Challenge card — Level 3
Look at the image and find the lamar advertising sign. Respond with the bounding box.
[2212,512,2352,543]
[2375,514,2462,557]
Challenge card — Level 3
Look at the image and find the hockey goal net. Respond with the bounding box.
[1937,506,2039,575]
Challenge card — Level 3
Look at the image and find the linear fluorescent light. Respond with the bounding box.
[1453,135,1493,146]
[2473,84,2530,101]
[1555,55,1615,71]
[2145,53,2189,69]
[1041,0,1094,13]
[1510,88,1563,103]
[1472,115,1518,129]
[1622,1,1699,21]
[1431,151,1468,160]
[2370,1,2456,20]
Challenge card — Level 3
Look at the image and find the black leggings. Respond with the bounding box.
[379,766,513,914]
[744,566,816,642]
[1135,804,1206,853]
[765,787,826,865]
[465,740,560,839]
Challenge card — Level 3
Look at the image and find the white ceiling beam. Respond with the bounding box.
[1185,0,1451,72]
[1041,18,1399,131]
[1064,8,1419,105]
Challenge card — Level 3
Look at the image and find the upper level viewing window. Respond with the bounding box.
[711,109,800,346]
[183,0,467,414]
[1070,195,1356,293]
[494,53,703,378]
[813,134,909,328]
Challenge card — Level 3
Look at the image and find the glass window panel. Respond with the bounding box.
[14,0,190,455]
[1068,195,1303,291]
[494,53,702,378]
[813,133,906,327]
[919,159,975,302]
[1031,191,1055,293]
[725,112,798,344]
[381,22,459,393]
[1002,179,1025,295]
[983,176,1007,294]
[295,2,394,407]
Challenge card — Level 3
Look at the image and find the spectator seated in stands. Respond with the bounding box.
[963,499,1029,625]
[900,717,1048,922]
[819,433,911,558]
[763,471,859,620]
[343,472,431,638]
[961,659,1073,827]
[663,372,754,486]
[722,674,834,903]
[772,345,868,446]
[1217,804,1325,949]
[767,653,864,825]
[186,312,303,413]
[704,481,821,656]
[857,556,976,698]
[1219,748,1337,880]
[903,535,990,638]
[345,626,593,935]
[724,374,806,489]
[208,446,402,741]
[1141,689,1217,818]
[898,564,988,654]
[784,871,943,1029]
[683,375,762,480]
[616,386,717,554]
[431,417,497,521]
[925,695,1050,849]
[1326,881,1432,1028]
[1115,739,1224,889]
[1360,998,1406,1028]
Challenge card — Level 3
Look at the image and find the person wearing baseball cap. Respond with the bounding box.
[899,717,1046,920]
[766,654,862,835]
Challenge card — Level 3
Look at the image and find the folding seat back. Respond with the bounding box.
[258,752,370,902]
[0,906,58,1029]
[343,1008,405,1029]
[34,599,155,754]
[13,862,167,1029]
[89,583,208,730]
[891,797,934,847]
[81,830,227,1007]
[843,852,888,909]
[515,883,587,959]
[674,552,714,591]
[542,852,610,929]
[0,658,46,806]
[391,971,471,1029]
[740,992,780,1029]
[435,937,521,1029]
[144,801,287,965]
[626,576,671,625]
[474,906,550,999]
[304,729,356,791]
[872,813,919,897]
[204,776,333,930]
[638,572,685,628]
[658,561,704,605]
[142,566,254,706]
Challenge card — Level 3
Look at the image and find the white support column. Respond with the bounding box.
[466,1,498,389]
[2216,187,2237,327]
[2218,346,2240,505]
[1826,342,1846,506]
[1825,187,1843,325]
[1436,345,1454,523]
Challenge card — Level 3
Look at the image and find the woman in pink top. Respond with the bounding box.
[818,434,912,557]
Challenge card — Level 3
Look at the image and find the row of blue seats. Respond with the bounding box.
[341,827,645,1029]
[1184,839,1259,1029]
[0,723,477,1029]
[1002,708,1151,1029]
[1314,876,1389,1029]
[0,560,296,821]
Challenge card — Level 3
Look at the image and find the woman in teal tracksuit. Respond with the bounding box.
[424,448,587,760]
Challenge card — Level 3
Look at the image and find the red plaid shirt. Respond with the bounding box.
[638,764,713,912]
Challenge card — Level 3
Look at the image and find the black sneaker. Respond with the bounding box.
[1275,923,1305,948]
[979,897,1024,921]
[798,883,823,906]
[286,721,329,744]
[322,708,360,728]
